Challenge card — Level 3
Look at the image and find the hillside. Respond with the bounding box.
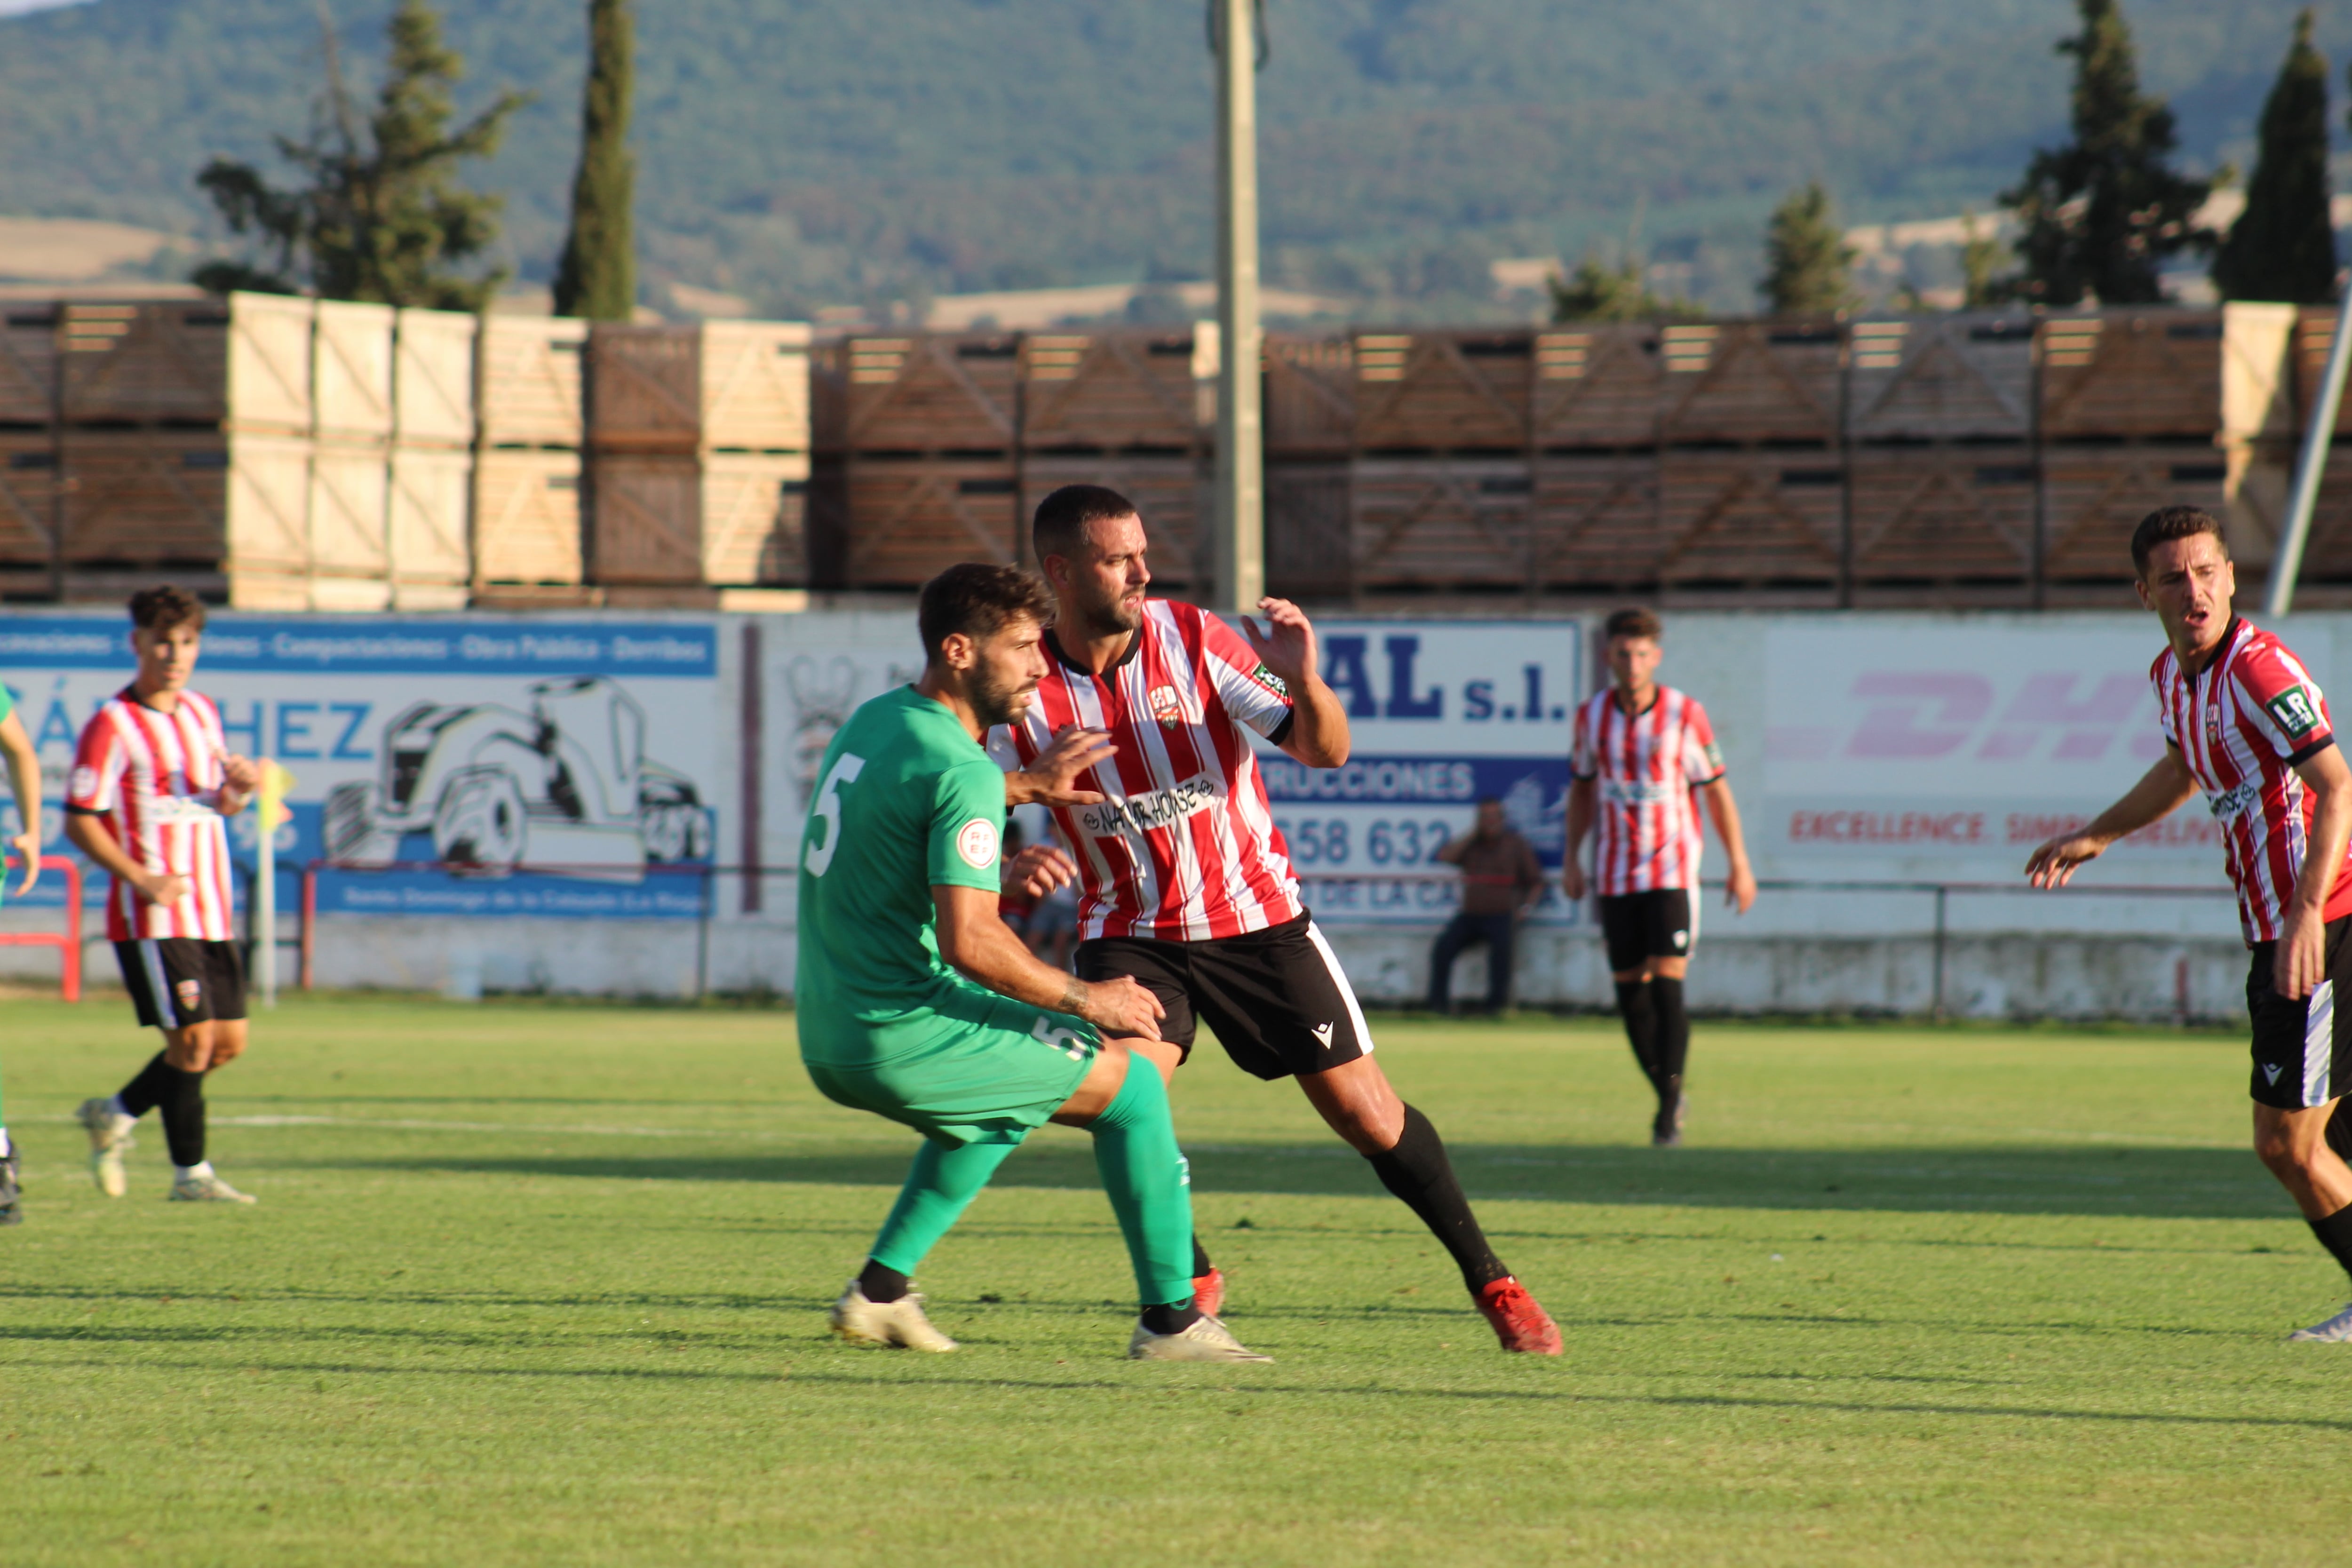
[0,0,2336,318]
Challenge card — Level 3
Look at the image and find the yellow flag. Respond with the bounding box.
[259,760,297,833]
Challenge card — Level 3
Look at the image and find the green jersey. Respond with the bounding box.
[796,685,1017,1067]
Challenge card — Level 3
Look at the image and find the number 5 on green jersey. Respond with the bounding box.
[804,754,866,877]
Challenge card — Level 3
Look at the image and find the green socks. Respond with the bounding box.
[862,1053,1195,1310]
[1089,1054,1196,1307]
[867,1136,1017,1276]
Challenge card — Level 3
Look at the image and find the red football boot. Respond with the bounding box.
[1192,1266,1226,1319]
[1475,1276,1563,1354]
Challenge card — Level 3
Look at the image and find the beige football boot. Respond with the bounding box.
[1128,1313,1272,1362]
[77,1098,135,1198]
[829,1281,959,1352]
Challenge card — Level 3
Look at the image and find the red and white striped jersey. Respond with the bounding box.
[67,688,238,941]
[2153,617,2352,944]
[990,598,1302,942]
[1571,684,1724,896]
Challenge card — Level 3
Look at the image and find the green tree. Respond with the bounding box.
[192,1,528,308]
[552,0,637,320]
[1999,0,2214,306]
[1959,212,2010,308]
[2212,8,2335,304]
[1757,182,1855,315]
[1547,252,1702,323]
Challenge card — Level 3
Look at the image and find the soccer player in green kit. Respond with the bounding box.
[799,563,1268,1361]
[0,671,44,1224]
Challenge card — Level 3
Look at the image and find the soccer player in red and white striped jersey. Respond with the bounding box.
[1563,608,1756,1146]
[64,586,262,1204]
[2028,508,2352,1342]
[991,484,1562,1353]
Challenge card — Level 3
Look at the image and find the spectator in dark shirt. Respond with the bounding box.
[1426,799,1544,1014]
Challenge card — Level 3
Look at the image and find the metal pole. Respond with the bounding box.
[1212,0,1264,613]
[2266,285,2352,619]
[1931,884,1948,1022]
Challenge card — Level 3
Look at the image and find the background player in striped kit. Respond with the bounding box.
[991,484,1562,1354]
[2026,507,2352,1342]
[0,670,41,1222]
[1564,608,1756,1146]
[65,586,262,1204]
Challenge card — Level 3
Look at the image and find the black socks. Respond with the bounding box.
[1616,978,1688,1115]
[1367,1103,1510,1292]
[1651,978,1689,1091]
[1191,1235,1214,1278]
[117,1052,206,1168]
[2310,1205,2352,1286]
[857,1259,911,1304]
[1139,1301,1203,1335]
[1614,979,1659,1090]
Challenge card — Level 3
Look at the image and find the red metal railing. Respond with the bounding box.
[0,854,82,1001]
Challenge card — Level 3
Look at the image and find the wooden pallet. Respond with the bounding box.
[842,335,1018,454]
[0,305,58,425]
[479,317,588,448]
[309,439,390,585]
[388,445,472,597]
[0,429,55,569]
[1657,319,1841,446]
[394,309,477,448]
[59,300,232,425]
[1264,335,1354,459]
[1657,450,1841,587]
[2040,304,2296,445]
[312,299,395,442]
[1019,331,1200,453]
[586,450,813,588]
[841,456,1019,587]
[2040,443,2229,586]
[1019,453,1205,584]
[1351,456,1532,589]
[1354,332,1531,453]
[1531,451,1658,590]
[1846,444,2034,589]
[1845,313,2034,443]
[702,452,810,585]
[224,293,315,435]
[474,447,583,584]
[1265,461,1352,599]
[589,321,811,454]
[1533,326,1661,450]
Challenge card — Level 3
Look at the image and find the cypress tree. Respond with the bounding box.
[552,0,637,320]
[2213,9,2336,304]
[1758,182,1855,316]
[2000,0,2214,306]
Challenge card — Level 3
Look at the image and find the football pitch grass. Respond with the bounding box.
[3,996,2346,1566]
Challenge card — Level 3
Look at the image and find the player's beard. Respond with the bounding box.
[968,663,1035,732]
[1073,574,1143,640]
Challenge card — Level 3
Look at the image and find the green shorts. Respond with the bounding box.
[803,991,1100,1148]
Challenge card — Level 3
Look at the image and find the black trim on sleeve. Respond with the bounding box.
[1264,709,1295,748]
[2288,734,2337,769]
[1692,772,1727,788]
[64,804,106,816]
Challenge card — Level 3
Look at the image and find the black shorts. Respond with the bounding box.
[115,939,246,1030]
[2247,916,2352,1109]
[1075,911,1372,1081]
[1597,889,1694,973]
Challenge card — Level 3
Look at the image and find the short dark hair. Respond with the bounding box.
[129,584,206,635]
[917,563,1053,666]
[2131,505,2229,577]
[1605,606,1661,641]
[1033,484,1138,565]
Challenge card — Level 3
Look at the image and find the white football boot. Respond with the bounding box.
[2288,1303,2352,1343]
[1128,1313,1272,1362]
[77,1098,135,1198]
[829,1282,958,1352]
[168,1170,256,1204]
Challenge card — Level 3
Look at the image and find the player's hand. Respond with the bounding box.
[1082,975,1165,1042]
[2276,906,2329,1000]
[137,870,189,907]
[1560,861,1588,902]
[221,753,262,795]
[1002,844,1077,900]
[1013,726,1114,808]
[2024,833,2105,888]
[6,829,37,896]
[1724,861,1757,915]
[1240,597,1319,687]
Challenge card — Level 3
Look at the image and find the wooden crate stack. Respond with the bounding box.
[1350,331,1533,596]
[1018,326,1207,585]
[1531,324,1661,595]
[473,316,588,603]
[830,334,1023,589]
[1262,331,1354,599]
[0,305,59,598]
[389,308,477,609]
[585,320,813,604]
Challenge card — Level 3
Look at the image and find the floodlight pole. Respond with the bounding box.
[1212,0,1265,613]
[2267,278,2352,619]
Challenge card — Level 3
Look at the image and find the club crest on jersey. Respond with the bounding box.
[1149,683,1186,729]
[175,978,201,1010]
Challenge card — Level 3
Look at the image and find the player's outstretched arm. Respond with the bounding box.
[932,882,1164,1039]
[1245,598,1350,768]
[1559,775,1596,902]
[0,707,39,896]
[2023,749,2198,889]
[1699,777,1756,914]
[2276,744,2352,999]
[1005,726,1115,808]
